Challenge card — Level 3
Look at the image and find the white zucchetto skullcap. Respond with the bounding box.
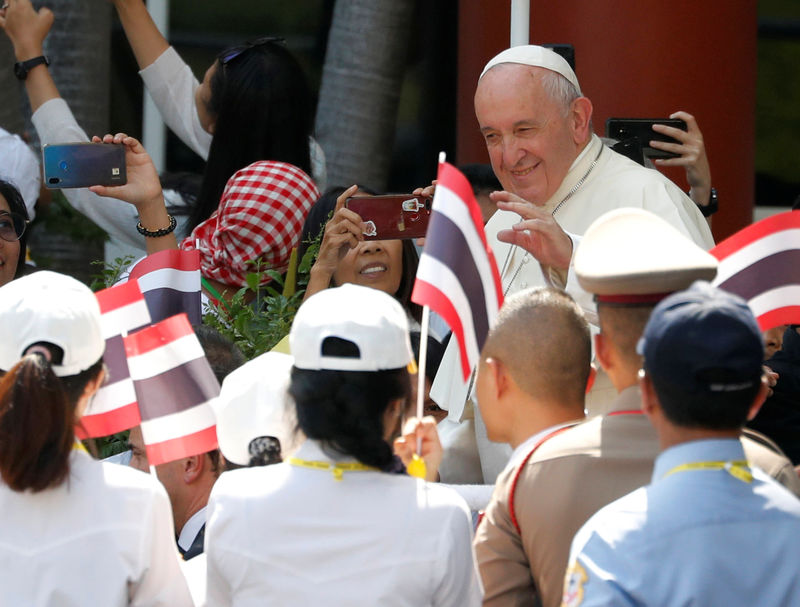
[479,45,581,95]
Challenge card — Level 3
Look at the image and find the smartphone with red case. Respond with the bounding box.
[345,194,432,240]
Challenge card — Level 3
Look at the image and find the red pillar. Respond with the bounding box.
[457,1,757,240]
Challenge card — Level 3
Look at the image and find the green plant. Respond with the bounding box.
[203,222,325,360]
[90,254,136,291]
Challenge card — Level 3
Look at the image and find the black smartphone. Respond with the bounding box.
[345,194,432,240]
[43,142,127,189]
[605,118,687,160]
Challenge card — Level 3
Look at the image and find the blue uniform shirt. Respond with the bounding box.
[562,438,800,607]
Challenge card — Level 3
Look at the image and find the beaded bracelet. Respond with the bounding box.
[136,214,177,238]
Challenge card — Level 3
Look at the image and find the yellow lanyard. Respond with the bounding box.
[664,460,753,484]
[287,457,377,481]
[73,441,88,454]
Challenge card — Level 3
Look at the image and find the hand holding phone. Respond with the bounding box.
[605,118,688,160]
[345,194,432,240]
[43,142,127,189]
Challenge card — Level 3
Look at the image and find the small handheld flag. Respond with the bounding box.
[123,314,219,466]
[411,159,504,381]
[77,280,150,439]
[129,249,202,326]
[712,210,800,330]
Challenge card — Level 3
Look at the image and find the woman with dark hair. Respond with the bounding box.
[0,178,29,285]
[0,271,192,605]
[302,185,424,323]
[1,0,322,252]
[205,284,481,606]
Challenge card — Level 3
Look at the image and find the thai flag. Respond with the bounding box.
[129,249,202,326]
[124,313,219,466]
[76,280,151,439]
[412,161,504,380]
[712,210,800,330]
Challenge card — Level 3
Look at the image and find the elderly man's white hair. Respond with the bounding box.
[479,45,582,115]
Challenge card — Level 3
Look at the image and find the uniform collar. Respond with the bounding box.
[508,421,578,468]
[652,438,745,483]
[178,507,207,552]
[607,385,644,414]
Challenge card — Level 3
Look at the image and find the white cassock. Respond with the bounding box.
[432,133,714,485]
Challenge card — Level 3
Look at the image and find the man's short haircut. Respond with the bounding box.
[484,287,590,405]
[596,302,655,371]
[653,379,761,431]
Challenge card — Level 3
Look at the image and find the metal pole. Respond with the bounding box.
[142,0,169,173]
[510,0,530,46]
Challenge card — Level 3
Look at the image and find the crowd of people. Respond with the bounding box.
[2,0,800,605]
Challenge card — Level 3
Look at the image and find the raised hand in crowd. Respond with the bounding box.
[88,133,177,254]
[304,184,366,299]
[650,111,714,217]
[393,416,443,482]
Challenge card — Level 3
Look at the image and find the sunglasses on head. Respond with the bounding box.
[0,212,27,242]
[218,36,286,67]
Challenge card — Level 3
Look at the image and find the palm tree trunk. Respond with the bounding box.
[314,0,416,192]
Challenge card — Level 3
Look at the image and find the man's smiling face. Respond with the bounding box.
[474,64,583,206]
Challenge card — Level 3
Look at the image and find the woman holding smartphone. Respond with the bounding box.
[0,271,192,606]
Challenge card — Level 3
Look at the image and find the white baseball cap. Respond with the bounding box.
[480,45,582,95]
[0,127,40,220]
[290,284,414,372]
[0,271,104,376]
[215,351,301,466]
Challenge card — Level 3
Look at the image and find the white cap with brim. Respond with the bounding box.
[0,271,104,376]
[575,208,718,302]
[215,351,300,467]
[290,283,414,372]
[479,45,581,95]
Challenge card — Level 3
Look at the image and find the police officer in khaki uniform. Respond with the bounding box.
[474,209,800,607]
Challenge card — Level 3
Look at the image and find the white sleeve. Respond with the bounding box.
[31,98,148,251]
[130,484,194,607]
[432,502,483,607]
[139,47,212,160]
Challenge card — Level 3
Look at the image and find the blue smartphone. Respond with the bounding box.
[43,142,127,189]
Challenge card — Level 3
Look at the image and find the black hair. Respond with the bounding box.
[0,178,29,279]
[289,339,411,470]
[189,41,313,232]
[459,163,501,195]
[409,332,446,383]
[0,343,103,492]
[193,324,245,383]
[652,370,762,431]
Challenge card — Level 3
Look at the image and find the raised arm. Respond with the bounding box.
[0,0,59,111]
[111,0,169,70]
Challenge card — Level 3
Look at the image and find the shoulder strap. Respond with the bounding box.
[509,423,578,536]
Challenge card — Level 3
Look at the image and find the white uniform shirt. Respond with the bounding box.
[0,449,192,606]
[205,439,482,607]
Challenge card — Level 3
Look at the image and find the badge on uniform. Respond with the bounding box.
[562,560,587,607]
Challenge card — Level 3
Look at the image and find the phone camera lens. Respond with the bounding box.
[48,177,60,185]
[59,161,68,171]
